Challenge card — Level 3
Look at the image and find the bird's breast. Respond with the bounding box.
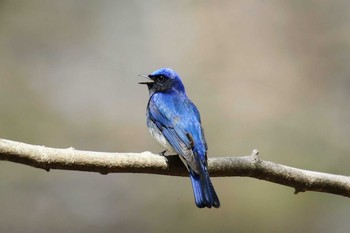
[147,120,175,153]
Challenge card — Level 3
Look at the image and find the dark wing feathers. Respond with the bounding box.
[148,97,202,172]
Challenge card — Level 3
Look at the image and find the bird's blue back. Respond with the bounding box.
[141,68,220,208]
[148,90,207,172]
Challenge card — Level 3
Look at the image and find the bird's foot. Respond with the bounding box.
[159,150,178,157]
[167,154,178,156]
[159,150,167,156]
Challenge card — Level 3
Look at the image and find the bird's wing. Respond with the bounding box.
[148,97,205,172]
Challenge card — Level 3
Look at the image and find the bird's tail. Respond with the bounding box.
[189,161,220,208]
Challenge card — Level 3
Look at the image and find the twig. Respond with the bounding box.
[0,138,349,198]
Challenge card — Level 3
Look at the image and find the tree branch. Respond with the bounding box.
[1,138,349,198]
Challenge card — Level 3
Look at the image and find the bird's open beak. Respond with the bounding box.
[138,74,154,85]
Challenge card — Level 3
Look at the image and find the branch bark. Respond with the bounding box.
[1,138,349,198]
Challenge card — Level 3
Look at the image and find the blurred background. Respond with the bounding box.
[1,0,350,232]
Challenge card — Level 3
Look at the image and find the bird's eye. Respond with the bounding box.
[157,75,165,82]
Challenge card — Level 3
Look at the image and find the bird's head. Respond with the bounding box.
[139,68,185,95]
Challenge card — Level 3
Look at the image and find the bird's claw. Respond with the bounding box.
[159,150,167,156]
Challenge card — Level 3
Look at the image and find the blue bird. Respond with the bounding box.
[139,68,220,208]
